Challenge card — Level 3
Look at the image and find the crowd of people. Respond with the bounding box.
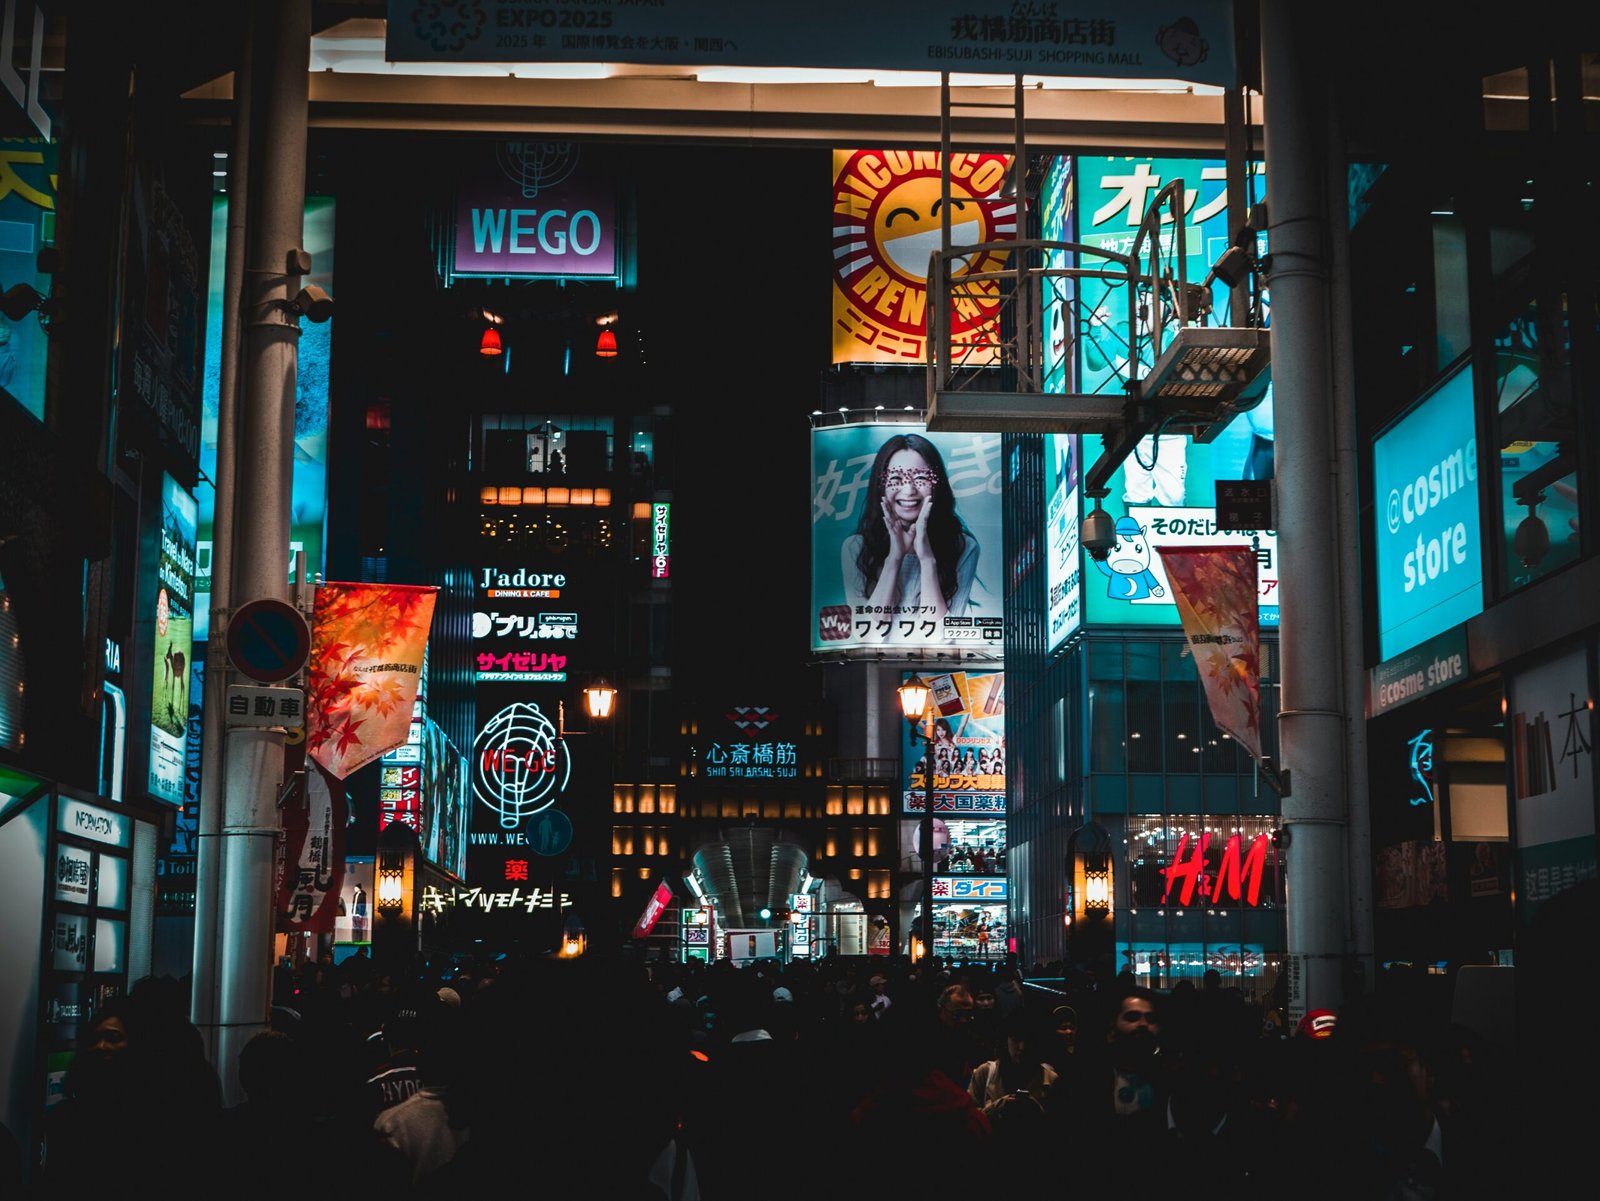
[23,949,1522,1199]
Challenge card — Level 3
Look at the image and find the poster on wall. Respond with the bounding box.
[812,423,1004,655]
[333,858,374,944]
[0,137,55,422]
[1508,645,1597,922]
[149,474,197,805]
[831,149,1015,365]
[1039,155,1076,395]
[901,669,1006,815]
[195,197,334,640]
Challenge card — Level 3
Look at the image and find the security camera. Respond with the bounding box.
[290,285,334,323]
[1082,504,1117,562]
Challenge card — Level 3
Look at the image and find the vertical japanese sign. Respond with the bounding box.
[811,422,1004,655]
[0,136,55,421]
[651,503,671,578]
[148,473,197,804]
[1046,434,1082,651]
[1038,155,1075,395]
[831,149,1015,365]
[276,763,346,932]
[1509,645,1597,923]
[196,197,334,639]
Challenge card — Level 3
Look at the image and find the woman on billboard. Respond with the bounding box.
[843,434,980,643]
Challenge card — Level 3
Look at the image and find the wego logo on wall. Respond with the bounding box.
[831,149,1015,365]
[452,142,617,280]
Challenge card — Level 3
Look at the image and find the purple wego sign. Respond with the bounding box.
[453,142,617,279]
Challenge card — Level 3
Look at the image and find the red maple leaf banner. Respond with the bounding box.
[306,581,438,779]
[1154,545,1263,762]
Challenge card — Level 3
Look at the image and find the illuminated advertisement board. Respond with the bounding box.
[473,566,576,682]
[1046,434,1082,650]
[691,704,800,782]
[149,474,197,805]
[422,719,470,880]
[1038,155,1075,394]
[468,561,591,884]
[195,197,334,640]
[1068,157,1280,630]
[0,137,54,421]
[812,422,1004,655]
[902,669,1006,815]
[831,149,1015,365]
[652,503,671,578]
[451,141,617,280]
[1372,363,1483,661]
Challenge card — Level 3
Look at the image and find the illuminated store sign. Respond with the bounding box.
[58,798,132,849]
[932,876,1007,901]
[419,884,571,913]
[479,567,568,597]
[1372,364,1482,660]
[472,611,577,640]
[901,669,1006,815]
[475,651,570,683]
[699,741,798,780]
[1161,831,1272,907]
[471,700,569,839]
[652,503,671,579]
[452,142,617,280]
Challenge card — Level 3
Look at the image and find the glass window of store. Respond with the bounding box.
[1089,636,1285,999]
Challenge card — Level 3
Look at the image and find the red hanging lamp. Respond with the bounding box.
[595,327,618,358]
[480,326,503,356]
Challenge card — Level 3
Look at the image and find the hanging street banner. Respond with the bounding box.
[385,1,1238,88]
[1156,545,1263,761]
[275,765,347,932]
[306,582,438,779]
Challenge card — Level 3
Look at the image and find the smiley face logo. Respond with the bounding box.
[832,150,1016,359]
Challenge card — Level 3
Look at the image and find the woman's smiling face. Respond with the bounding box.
[883,448,938,519]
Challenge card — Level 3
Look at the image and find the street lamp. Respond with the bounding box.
[898,674,936,968]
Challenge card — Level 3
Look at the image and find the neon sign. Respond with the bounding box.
[1407,729,1435,807]
[652,503,671,578]
[1161,832,1271,907]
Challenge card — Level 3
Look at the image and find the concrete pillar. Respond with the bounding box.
[210,0,310,1104]
[1260,0,1357,1020]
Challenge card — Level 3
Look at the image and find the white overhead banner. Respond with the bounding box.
[385,1,1237,87]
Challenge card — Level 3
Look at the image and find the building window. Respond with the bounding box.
[825,787,844,816]
[639,786,656,814]
[659,786,676,814]
[611,868,623,898]
[846,787,864,815]
[868,869,890,899]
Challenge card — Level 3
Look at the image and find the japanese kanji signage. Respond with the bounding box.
[652,503,671,578]
[932,876,1008,901]
[385,1,1239,89]
[224,684,306,728]
[902,669,1006,815]
[275,765,346,932]
[1509,645,1598,923]
[420,884,571,914]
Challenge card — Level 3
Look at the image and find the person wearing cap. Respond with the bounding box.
[866,972,893,1020]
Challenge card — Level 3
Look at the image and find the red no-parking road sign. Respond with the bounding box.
[226,598,311,684]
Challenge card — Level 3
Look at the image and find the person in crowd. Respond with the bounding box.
[39,989,224,1193]
[842,433,983,643]
[968,1007,1059,1112]
[866,971,894,1021]
[373,992,469,1186]
[925,983,985,1089]
[1045,985,1171,1186]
